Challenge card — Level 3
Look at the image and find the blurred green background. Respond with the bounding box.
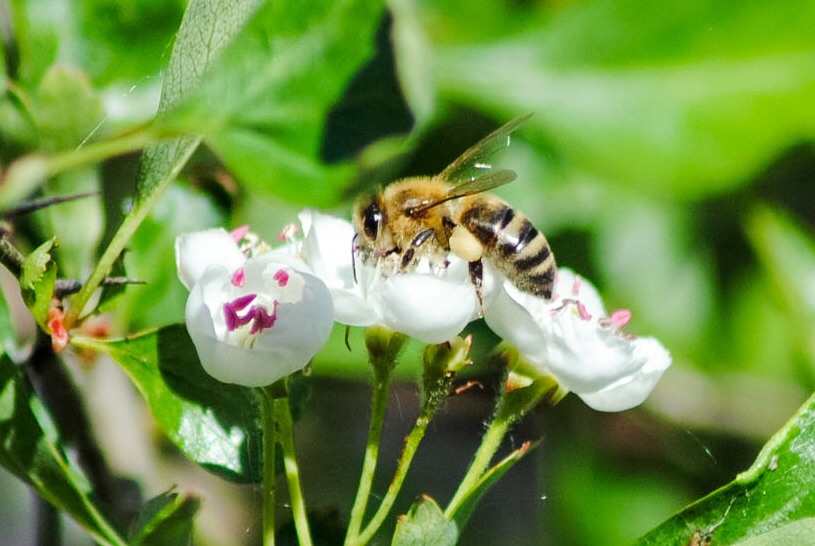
[2,0,815,544]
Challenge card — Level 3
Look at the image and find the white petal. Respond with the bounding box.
[185,257,334,387]
[300,209,357,290]
[299,210,382,326]
[330,289,382,326]
[576,337,672,412]
[544,308,640,392]
[543,308,671,408]
[483,280,550,364]
[175,228,245,290]
[370,273,478,344]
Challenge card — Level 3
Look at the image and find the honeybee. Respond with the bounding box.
[353,114,556,304]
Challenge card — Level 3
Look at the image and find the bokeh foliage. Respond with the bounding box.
[2,0,815,544]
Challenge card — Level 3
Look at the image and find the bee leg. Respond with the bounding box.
[401,228,434,270]
[400,248,415,269]
[469,259,485,316]
[411,228,435,248]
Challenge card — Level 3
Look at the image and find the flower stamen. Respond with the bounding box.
[576,301,592,320]
[231,267,246,287]
[224,294,258,330]
[609,309,632,329]
[230,225,250,243]
[278,223,299,242]
[572,274,582,296]
[250,300,279,334]
[273,269,290,287]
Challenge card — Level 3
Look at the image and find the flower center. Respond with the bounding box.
[223,293,279,337]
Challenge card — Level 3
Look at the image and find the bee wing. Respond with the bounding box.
[410,169,517,215]
[444,168,517,199]
[438,112,533,184]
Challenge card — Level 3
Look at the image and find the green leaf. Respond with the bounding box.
[26,66,105,277]
[36,169,103,279]
[389,0,435,125]
[447,442,534,531]
[733,518,815,546]
[79,0,186,85]
[392,496,458,546]
[635,391,815,545]
[34,65,106,152]
[0,354,126,545]
[20,238,56,327]
[160,0,386,206]
[747,206,815,323]
[74,325,263,483]
[129,490,201,546]
[427,0,815,200]
[135,0,263,202]
[8,0,59,85]
[0,283,19,358]
[746,206,815,367]
[66,0,263,326]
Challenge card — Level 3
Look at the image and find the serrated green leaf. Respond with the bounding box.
[74,325,262,482]
[129,490,200,546]
[0,354,126,545]
[392,496,458,546]
[20,238,56,327]
[160,0,386,207]
[427,0,815,200]
[635,391,815,545]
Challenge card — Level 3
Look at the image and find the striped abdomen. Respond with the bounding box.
[458,196,556,299]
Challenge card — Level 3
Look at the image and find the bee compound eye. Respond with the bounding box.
[362,202,383,239]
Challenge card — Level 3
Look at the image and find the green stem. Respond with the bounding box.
[64,135,202,328]
[260,386,277,546]
[44,127,160,177]
[354,414,431,545]
[444,376,553,519]
[275,396,313,546]
[344,365,394,544]
[444,417,510,518]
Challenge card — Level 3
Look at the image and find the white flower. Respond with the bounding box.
[175,228,334,387]
[292,208,670,411]
[298,210,480,344]
[485,269,671,412]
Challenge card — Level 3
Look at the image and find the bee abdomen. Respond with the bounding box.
[459,199,556,299]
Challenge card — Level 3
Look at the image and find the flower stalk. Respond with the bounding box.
[345,328,406,545]
[445,350,559,519]
[275,391,313,546]
[260,384,278,546]
[353,337,471,544]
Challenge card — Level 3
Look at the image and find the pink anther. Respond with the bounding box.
[230,225,251,243]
